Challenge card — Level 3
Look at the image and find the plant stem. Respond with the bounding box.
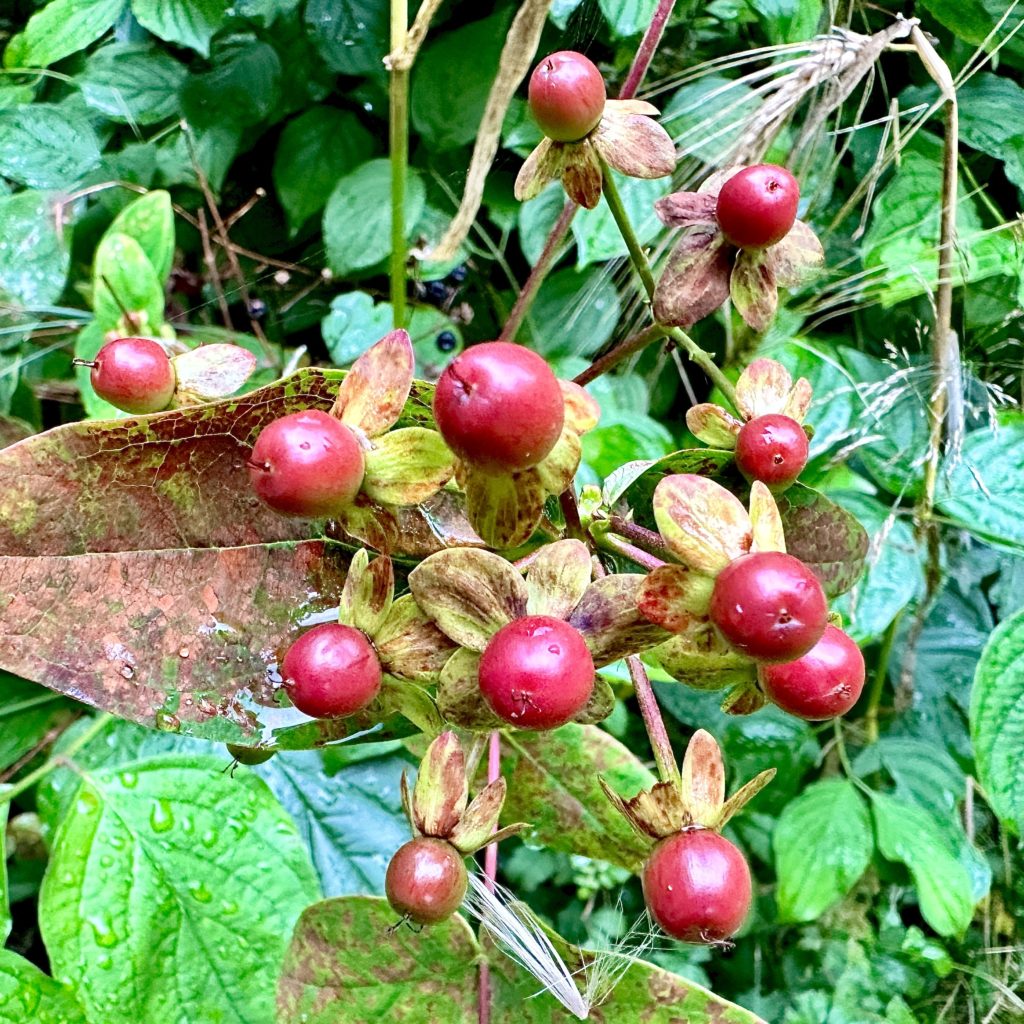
[599,161,742,411]
[594,531,666,573]
[573,323,664,386]
[627,656,680,788]
[389,0,410,328]
[0,713,112,806]
[478,730,501,1024]
[864,610,901,743]
[606,515,674,560]
[619,0,678,99]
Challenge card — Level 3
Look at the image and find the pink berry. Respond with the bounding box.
[716,165,800,250]
[734,414,809,490]
[385,838,467,924]
[248,410,364,517]
[86,337,175,414]
[528,51,606,142]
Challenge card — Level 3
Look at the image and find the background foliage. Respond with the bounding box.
[0,0,1023,1022]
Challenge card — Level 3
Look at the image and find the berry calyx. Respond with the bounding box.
[79,337,176,414]
[734,413,809,490]
[248,409,365,517]
[433,342,565,472]
[715,164,800,250]
[478,615,594,730]
[385,837,467,925]
[759,624,865,720]
[643,829,752,943]
[280,623,382,719]
[709,551,827,662]
[528,51,606,143]
[226,743,275,766]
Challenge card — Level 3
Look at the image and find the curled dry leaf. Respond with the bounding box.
[408,547,528,651]
[449,778,528,854]
[524,539,592,620]
[748,481,787,554]
[652,232,732,328]
[331,329,415,437]
[361,427,455,506]
[171,344,258,405]
[637,564,714,632]
[653,474,752,574]
[714,767,776,830]
[338,548,394,637]
[730,248,778,332]
[374,594,457,681]
[599,777,683,842]
[686,403,742,449]
[412,731,468,838]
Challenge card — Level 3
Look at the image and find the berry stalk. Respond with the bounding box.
[627,655,681,789]
[389,0,410,327]
[594,530,667,573]
[478,730,501,1024]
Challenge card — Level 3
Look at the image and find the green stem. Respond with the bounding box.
[389,0,410,327]
[865,610,901,744]
[594,531,666,573]
[0,713,112,806]
[599,159,742,413]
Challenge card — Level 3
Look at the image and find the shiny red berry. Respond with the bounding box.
[528,50,606,142]
[385,837,467,924]
[734,413,809,490]
[709,551,827,662]
[86,337,175,414]
[433,342,565,472]
[759,624,865,720]
[715,164,799,250]
[478,615,594,730]
[248,409,364,517]
[643,830,752,943]
[280,623,381,719]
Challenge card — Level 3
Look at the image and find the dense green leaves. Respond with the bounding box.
[40,755,319,1024]
[80,44,188,125]
[131,0,227,56]
[4,0,125,68]
[0,191,69,306]
[774,779,873,922]
[0,951,87,1024]
[304,0,389,77]
[0,105,101,190]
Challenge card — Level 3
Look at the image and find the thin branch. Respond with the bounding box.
[390,0,411,326]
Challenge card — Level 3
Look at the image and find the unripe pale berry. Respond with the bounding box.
[226,744,275,766]
[734,414,809,490]
[759,624,865,720]
[280,623,381,719]
[528,51,606,142]
[716,164,800,250]
[85,337,176,414]
[709,551,827,662]
[248,409,364,517]
[385,837,468,924]
[643,830,752,943]
[478,615,594,729]
[433,342,565,472]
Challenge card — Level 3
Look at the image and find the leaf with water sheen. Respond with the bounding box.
[0,950,87,1024]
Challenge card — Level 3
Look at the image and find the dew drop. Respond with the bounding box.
[88,914,119,948]
[149,798,175,833]
[119,771,138,789]
[188,880,213,904]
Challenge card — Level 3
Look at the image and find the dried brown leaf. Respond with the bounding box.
[654,191,718,228]
[652,232,732,328]
[680,729,725,827]
[331,329,414,437]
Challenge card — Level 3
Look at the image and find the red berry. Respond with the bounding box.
[248,410,364,517]
[734,413,809,490]
[715,164,800,250]
[87,337,175,414]
[478,615,594,730]
[433,342,565,472]
[643,830,752,943]
[528,50,606,142]
[280,623,381,719]
[759,624,865,720]
[385,837,467,924]
[709,551,827,662]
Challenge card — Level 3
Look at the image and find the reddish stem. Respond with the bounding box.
[607,516,673,560]
[619,0,677,100]
[627,655,681,787]
[478,730,501,1024]
[595,531,667,572]
[573,324,664,387]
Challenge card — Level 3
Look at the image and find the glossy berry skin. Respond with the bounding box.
[249,410,364,517]
[528,51,606,142]
[478,615,594,730]
[643,830,752,943]
[90,337,175,414]
[760,624,865,720]
[734,414,809,490]
[433,342,565,472]
[226,744,275,766]
[385,838,467,925]
[715,164,800,250]
[710,552,827,662]
[280,623,381,719]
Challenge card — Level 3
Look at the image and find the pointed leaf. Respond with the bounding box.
[535,425,583,496]
[653,231,732,328]
[560,380,601,434]
[749,481,786,554]
[361,427,455,506]
[560,139,603,209]
[436,649,502,730]
[686,403,741,449]
[463,465,546,550]
[525,539,591,619]
[593,109,676,179]
[680,729,725,827]
[409,548,526,651]
[730,248,778,331]
[654,190,718,228]
[771,219,825,287]
[448,778,506,854]
[93,231,163,333]
[736,357,794,420]
[599,778,682,841]
[412,732,468,838]
[653,473,751,573]
[375,594,457,681]
[339,548,394,637]
[574,672,615,725]
[603,448,733,509]
[379,676,443,736]
[171,344,258,404]
[336,495,400,553]
[637,563,714,631]
[331,329,414,437]
[513,136,558,202]
[783,376,813,422]
[716,767,776,829]
[652,628,758,691]
[568,574,670,667]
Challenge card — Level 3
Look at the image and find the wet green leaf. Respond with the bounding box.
[0,950,86,1024]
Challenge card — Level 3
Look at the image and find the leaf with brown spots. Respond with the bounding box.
[651,628,758,691]
[680,729,725,827]
[170,344,257,405]
[730,247,778,331]
[330,329,415,437]
[567,574,670,667]
[524,539,591,620]
[412,731,467,838]
[436,648,502,730]
[277,897,481,1024]
[338,548,394,636]
[637,564,714,631]
[375,595,457,682]
[652,231,732,328]
[463,464,547,550]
